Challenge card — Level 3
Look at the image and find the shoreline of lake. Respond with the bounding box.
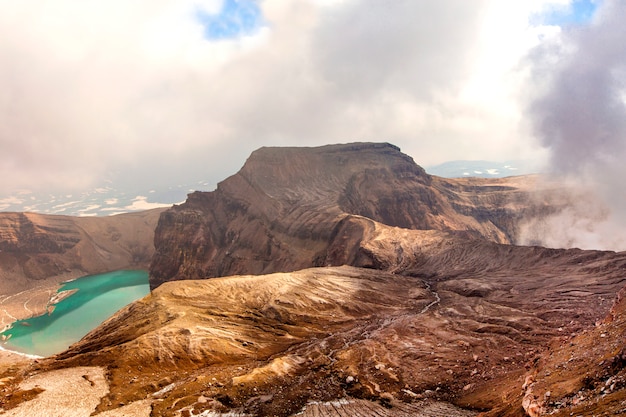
[0,270,150,357]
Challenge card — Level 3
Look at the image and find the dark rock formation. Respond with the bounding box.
[150,143,551,289]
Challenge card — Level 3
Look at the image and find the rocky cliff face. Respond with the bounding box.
[150,143,553,289]
[0,209,164,284]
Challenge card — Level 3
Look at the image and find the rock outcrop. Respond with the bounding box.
[150,143,555,289]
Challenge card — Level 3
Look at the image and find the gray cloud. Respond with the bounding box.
[524,0,626,250]
[0,1,551,204]
[313,0,486,100]
[529,0,626,174]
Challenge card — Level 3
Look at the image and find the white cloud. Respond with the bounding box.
[0,0,584,199]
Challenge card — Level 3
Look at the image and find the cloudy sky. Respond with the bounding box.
[0,0,619,218]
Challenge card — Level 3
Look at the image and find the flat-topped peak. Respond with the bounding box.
[234,142,426,192]
[252,142,401,154]
[150,142,545,288]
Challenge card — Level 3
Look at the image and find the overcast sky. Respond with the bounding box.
[0,0,616,213]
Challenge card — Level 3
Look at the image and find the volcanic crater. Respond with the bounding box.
[0,143,625,417]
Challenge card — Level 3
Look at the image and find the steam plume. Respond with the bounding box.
[523,0,626,250]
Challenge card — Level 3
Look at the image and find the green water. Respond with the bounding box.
[1,270,149,357]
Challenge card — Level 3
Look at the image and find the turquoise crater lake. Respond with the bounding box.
[1,270,150,357]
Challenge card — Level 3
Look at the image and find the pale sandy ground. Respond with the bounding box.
[0,366,150,417]
[0,349,33,368]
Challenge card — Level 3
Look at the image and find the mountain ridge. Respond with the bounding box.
[1,143,624,416]
[150,142,559,289]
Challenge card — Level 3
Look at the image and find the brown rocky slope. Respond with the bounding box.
[1,143,624,416]
[5,222,624,416]
[150,143,563,289]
